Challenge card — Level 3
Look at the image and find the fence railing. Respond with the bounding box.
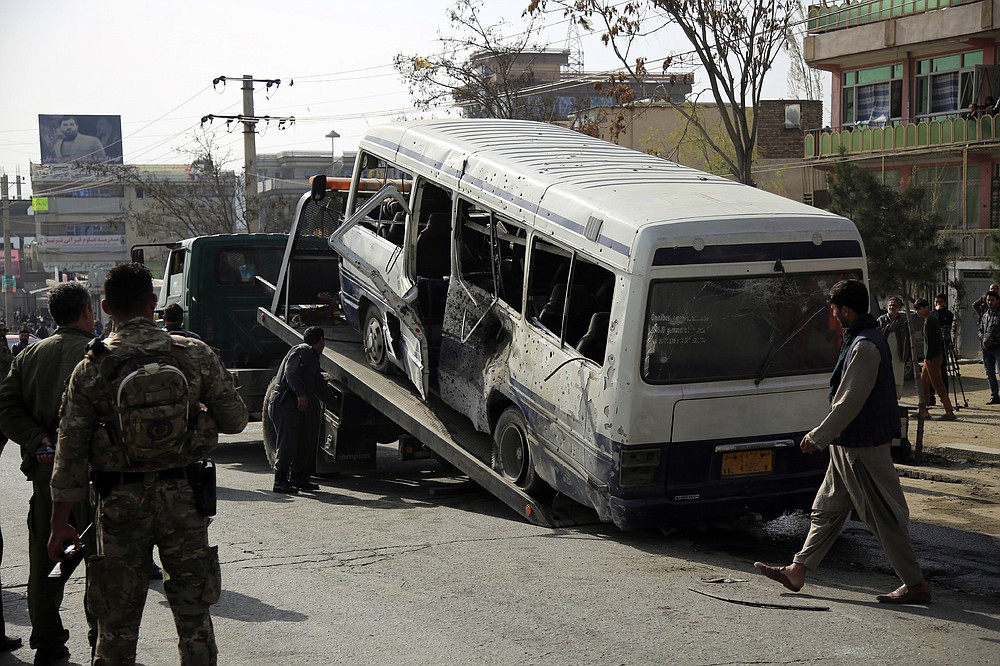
[805,114,1000,158]
[807,0,978,34]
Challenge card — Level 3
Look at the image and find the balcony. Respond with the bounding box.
[940,228,996,259]
[804,114,1000,159]
[807,0,978,35]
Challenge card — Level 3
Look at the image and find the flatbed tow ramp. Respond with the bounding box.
[257,306,589,528]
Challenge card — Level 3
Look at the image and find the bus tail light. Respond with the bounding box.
[204,318,215,341]
[620,449,660,487]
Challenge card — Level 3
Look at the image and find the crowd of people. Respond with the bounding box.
[0,268,248,665]
[869,285,1000,418]
[0,309,54,340]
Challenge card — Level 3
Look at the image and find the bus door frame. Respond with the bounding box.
[330,184,430,399]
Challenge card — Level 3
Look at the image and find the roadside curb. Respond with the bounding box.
[895,464,966,484]
[929,443,1000,463]
[895,443,1000,485]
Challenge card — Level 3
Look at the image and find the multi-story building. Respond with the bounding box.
[0,195,48,316]
[30,162,129,275]
[30,161,239,284]
[256,150,354,232]
[803,0,999,353]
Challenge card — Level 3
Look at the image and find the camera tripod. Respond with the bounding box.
[942,334,968,410]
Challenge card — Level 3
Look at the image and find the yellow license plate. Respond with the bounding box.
[721,449,774,477]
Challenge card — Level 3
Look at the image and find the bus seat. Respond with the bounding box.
[576,312,610,364]
[538,284,566,333]
[381,212,406,245]
[564,286,594,345]
[416,213,451,278]
[539,284,591,342]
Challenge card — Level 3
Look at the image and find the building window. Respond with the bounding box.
[914,51,982,119]
[841,64,903,127]
[913,165,979,230]
[784,103,801,129]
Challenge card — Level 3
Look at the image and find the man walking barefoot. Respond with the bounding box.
[753,280,932,604]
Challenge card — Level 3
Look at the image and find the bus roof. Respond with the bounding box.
[360,119,860,271]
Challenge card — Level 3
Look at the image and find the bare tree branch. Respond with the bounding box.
[85,130,243,240]
[534,0,793,185]
[395,0,560,120]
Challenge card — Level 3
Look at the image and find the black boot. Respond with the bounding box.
[272,471,298,494]
[290,475,320,492]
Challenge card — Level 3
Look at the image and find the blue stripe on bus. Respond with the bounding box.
[366,136,632,257]
[652,239,863,266]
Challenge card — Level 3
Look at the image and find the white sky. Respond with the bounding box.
[0,0,808,196]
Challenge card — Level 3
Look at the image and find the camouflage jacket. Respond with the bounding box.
[52,316,248,503]
[0,326,94,481]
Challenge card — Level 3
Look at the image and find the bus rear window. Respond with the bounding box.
[642,272,859,384]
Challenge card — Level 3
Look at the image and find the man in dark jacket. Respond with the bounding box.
[11,328,31,356]
[753,279,931,605]
[267,326,337,494]
[980,291,1000,405]
[162,303,202,340]
[0,283,97,664]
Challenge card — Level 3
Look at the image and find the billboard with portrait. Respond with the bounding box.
[38,114,123,164]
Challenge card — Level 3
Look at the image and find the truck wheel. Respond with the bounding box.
[492,407,541,494]
[363,305,390,372]
[262,376,278,468]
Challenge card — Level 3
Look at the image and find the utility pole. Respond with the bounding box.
[242,75,258,233]
[2,173,13,327]
[204,75,295,233]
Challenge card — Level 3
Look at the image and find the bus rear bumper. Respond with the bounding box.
[608,487,818,531]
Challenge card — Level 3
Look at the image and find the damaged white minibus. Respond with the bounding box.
[328,119,865,529]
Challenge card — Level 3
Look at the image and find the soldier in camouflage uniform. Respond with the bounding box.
[0,283,98,664]
[48,263,248,666]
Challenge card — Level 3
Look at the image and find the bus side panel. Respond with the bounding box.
[508,321,614,510]
[438,283,514,433]
[339,266,409,373]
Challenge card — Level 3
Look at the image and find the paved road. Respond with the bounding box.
[1,431,997,665]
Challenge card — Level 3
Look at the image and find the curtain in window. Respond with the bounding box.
[857,82,890,126]
[930,72,959,113]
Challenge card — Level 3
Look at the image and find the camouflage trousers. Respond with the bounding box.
[88,477,221,666]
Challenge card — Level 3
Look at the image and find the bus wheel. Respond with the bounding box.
[262,376,278,468]
[363,305,390,372]
[492,407,541,494]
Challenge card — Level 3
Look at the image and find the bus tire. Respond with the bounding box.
[262,376,278,468]
[362,304,390,373]
[492,407,541,494]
